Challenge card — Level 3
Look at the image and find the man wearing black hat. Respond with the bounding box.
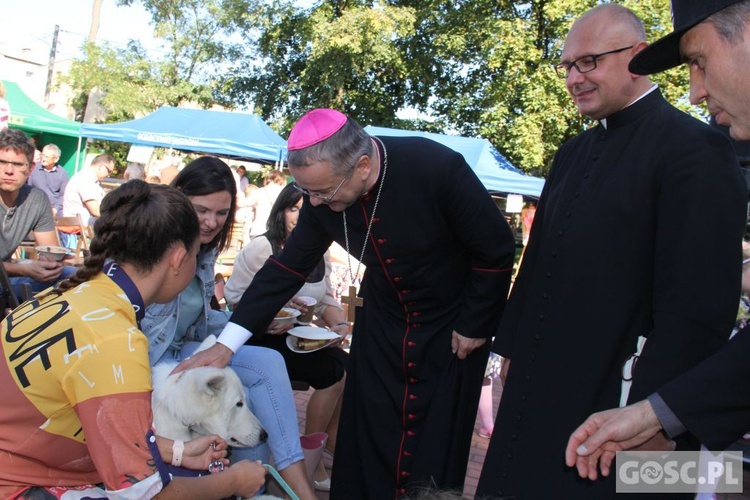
[566,0,750,481]
[476,3,748,498]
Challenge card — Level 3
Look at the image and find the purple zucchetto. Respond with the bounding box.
[287,109,348,151]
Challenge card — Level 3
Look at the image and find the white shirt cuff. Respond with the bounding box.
[217,322,253,353]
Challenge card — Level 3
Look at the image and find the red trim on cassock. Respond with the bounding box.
[268,256,307,280]
[472,266,513,273]
[353,198,412,498]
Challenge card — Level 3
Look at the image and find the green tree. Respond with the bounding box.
[414,0,689,175]
[64,0,254,122]
[225,0,689,175]
[220,0,420,132]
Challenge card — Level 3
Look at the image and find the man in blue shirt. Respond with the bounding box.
[28,143,68,216]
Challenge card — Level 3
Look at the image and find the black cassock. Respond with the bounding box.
[229,136,516,499]
[657,323,750,451]
[477,90,748,499]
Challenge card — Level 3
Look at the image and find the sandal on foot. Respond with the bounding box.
[314,477,331,492]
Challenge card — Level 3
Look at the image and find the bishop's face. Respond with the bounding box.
[290,160,364,213]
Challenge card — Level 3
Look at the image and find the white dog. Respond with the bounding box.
[151,335,267,448]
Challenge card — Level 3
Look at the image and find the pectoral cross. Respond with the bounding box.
[341,285,363,325]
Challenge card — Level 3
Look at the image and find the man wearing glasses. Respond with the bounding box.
[28,143,68,216]
[177,108,517,499]
[62,153,115,226]
[476,4,746,499]
[566,0,750,482]
[0,129,75,299]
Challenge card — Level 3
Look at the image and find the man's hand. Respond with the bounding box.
[451,331,486,360]
[24,260,64,282]
[565,399,665,480]
[172,343,233,374]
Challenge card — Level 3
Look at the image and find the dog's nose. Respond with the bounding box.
[259,429,268,443]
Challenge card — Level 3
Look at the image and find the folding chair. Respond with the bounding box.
[55,215,91,257]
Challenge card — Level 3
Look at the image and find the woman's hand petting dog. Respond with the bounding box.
[183,435,229,471]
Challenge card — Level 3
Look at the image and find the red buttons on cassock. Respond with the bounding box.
[401,471,410,477]
[408,362,416,368]
[377,238,386,244]
[408,414,415,420]
[394,276,402,282]
[409,378,418,383]
[407,341,416,347]
[403,450,411,457]
[400,488,407,495]
[373,217,380,223]
[407,430,415,436]
[412,323,421,328]
[411,311,420,316]
[386,258,394,264]
[409,394,417,400]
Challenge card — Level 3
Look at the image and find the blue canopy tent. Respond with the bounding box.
[364,125,544,198]
[79,106,287,165]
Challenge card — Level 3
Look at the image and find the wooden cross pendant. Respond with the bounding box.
[342,285,364,325]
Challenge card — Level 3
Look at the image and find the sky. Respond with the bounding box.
[0,0,163,65]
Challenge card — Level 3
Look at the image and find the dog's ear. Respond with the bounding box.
[202,372,228,397]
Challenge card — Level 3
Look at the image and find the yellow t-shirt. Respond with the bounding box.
[0,273,162,498]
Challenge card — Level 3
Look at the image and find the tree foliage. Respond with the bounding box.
[63,0,253,122]
[64,0,692,176]
[221,0,687,175]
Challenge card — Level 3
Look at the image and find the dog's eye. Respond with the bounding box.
[236,401,244,408]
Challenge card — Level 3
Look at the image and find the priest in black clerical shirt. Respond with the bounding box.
[477,4,747,499]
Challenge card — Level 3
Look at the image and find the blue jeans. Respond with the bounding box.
[166,342,304,471]
[8,266,78,301]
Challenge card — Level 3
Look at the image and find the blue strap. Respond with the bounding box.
[146,429,172,487]
[103,261,145,326]
[263,463,301,500]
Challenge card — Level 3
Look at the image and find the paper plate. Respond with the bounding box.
[274,307,301,321]
[286,335,339,354]
[287,326,340,340]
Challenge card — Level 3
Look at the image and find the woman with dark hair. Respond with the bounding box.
[0,180,265,498]
[226,182,348,491]
[140,157,317,499]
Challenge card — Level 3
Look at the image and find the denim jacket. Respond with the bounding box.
[141,247,230,366]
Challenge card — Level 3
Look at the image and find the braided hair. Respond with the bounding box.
[54,180,199,294]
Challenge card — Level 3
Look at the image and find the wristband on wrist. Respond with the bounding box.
[335,322,349,327]
[171,440,185,467]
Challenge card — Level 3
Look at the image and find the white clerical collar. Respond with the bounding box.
[600,84,658,130]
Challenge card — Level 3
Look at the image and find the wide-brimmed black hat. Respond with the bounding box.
[629,0,744,75]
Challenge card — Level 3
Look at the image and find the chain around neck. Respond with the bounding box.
[343,137,387,286]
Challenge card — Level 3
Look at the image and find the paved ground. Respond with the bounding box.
[292,377,503,500]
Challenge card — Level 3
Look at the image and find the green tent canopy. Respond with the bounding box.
[3,80,84,175]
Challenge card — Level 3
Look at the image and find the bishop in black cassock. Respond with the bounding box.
[228,124,516,498]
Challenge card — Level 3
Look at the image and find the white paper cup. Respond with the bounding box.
[295,296,318,325]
